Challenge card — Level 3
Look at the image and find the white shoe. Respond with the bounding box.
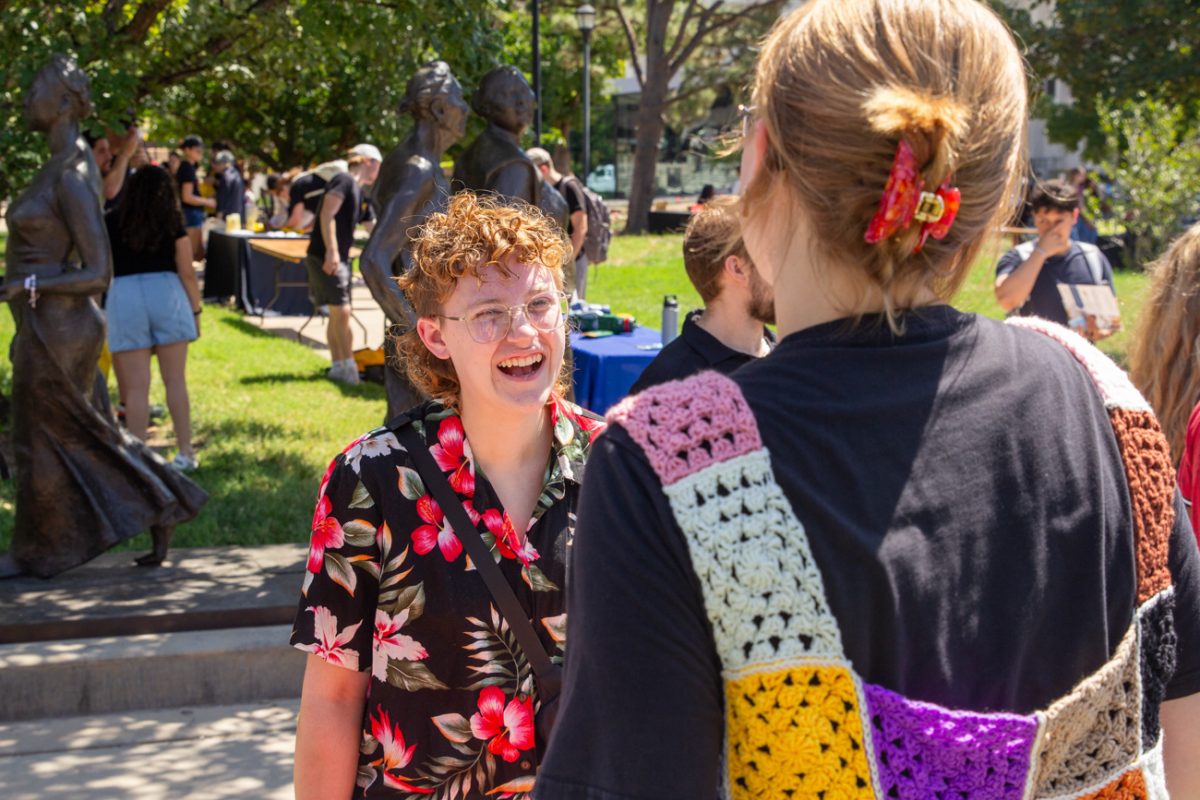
[171,453,199,472]
[328,362,360,385]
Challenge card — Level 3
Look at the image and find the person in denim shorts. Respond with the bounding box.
[106,165,203,470]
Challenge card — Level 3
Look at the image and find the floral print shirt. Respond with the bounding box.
[291,397,605,800]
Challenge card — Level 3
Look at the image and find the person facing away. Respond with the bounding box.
[305,146,381,385]
[292,192,604,799]
[536,0,1200,797]
[630,195,774,393]
[210,149,245,222]
[994,177,1115,328]
[527,147,589,298]
[1130,221,1200,541]
[105,165,203,472]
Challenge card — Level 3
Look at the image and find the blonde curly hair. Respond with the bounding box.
[396,192,571,408]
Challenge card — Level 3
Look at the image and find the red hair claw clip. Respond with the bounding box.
[864,140,959,254]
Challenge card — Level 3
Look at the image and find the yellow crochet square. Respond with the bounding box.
[726,665,874,800]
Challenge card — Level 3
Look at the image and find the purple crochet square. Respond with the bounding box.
[864,682,1038,800]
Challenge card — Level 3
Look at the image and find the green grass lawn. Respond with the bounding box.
[0,231,1150,551]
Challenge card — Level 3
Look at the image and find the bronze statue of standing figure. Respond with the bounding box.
[1,55,207,578]
[453,65,568,230]
[361,61,469,421]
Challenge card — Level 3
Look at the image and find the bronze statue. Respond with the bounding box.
[453,66,568,229]
[361,61,469,421]
[0,55,207,578]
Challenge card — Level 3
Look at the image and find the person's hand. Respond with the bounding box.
[322,256,339,276]
[118,126,142,159]
[1037,218,1072,257]
[193,313,202,339]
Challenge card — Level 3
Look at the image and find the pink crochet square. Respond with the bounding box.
[607,371,762,486]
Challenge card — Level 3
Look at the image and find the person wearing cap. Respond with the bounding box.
[177,135,215,261]
[210,149,246,222]
[305,145,381,384]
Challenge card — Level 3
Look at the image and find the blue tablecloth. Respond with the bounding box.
[570,326,663,415]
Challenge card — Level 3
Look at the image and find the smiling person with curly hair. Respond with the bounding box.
[292,193,605,799]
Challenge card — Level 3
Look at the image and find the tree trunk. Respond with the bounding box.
[622,0,675,235]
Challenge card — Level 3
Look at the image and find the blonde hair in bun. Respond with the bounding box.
[744,0,1028,326]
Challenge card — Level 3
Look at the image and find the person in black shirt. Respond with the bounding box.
[105,165,203,471]
[994,178,1115,329]
[210,149,246,222]
[630,195,774,393]
[176,134,215,261]
[305,147,381,384]
[527,147,589,298]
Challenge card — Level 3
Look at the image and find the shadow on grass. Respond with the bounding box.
[101,417,332,551]
[219,315,295,340]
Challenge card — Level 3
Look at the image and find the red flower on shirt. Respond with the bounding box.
[482,508,539,566]
[370,707,432,793]
[430,416,475,496]
[469,686,535,763]
[307,495,344,573]
[412,495,480,562]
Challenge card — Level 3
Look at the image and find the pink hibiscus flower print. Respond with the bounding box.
[469,686,535,763]
[296,606,361,669]
[370,707,432,793]
[430,417,475,496]
[483,509,539,566]
[412,495,463,562]
[307,495,344,574]
[372,608,428,681]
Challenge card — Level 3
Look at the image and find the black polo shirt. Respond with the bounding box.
[629,309,774,393]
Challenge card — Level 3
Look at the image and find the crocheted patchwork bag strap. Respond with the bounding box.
[606,370,764,485]
[1006,317,1175,603]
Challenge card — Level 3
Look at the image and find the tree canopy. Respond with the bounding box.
[0,0,627,198]
[994,0,1200,153]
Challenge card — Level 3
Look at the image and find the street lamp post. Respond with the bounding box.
[533,0,542,145]
[576,4,595,183]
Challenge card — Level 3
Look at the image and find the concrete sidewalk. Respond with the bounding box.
[0,700,298,799]
[251,276,388,361]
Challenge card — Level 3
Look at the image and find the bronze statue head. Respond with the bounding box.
[472,65,534,136]
[399,60,469,141]
[25,54,93,132]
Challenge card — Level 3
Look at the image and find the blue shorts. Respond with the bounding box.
[107,272,198,353]
[183,206,206,229]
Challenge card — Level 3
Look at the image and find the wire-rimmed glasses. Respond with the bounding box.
[439,291,569,344]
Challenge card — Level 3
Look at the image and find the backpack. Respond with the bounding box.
[568,177,612,264]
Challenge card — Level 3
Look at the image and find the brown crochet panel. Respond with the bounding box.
[1108,409,1174,604]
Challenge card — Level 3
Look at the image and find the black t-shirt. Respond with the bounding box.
[106,213,186,278]
[307,172,364,263]
[536,307,1200,799]
[630,309,774,393]
[555,176,585,238]
[288,172,328,215]
[176,161,202,207]
[214,167,245,219]
[995,242,1115,325]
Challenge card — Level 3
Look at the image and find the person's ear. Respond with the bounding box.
[724,254,750,287]
[1071,207,1080,224]
[417,317,452,360]
[430,97,447,123]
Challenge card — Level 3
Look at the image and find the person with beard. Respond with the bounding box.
[629,195,774,393]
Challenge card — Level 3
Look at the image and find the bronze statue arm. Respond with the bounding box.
[30,170,113,296]
[360,164,438,326]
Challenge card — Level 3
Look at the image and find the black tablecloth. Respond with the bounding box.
[205,230,314,316]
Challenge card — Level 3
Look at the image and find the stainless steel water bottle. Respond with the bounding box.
[661,295,679,346]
